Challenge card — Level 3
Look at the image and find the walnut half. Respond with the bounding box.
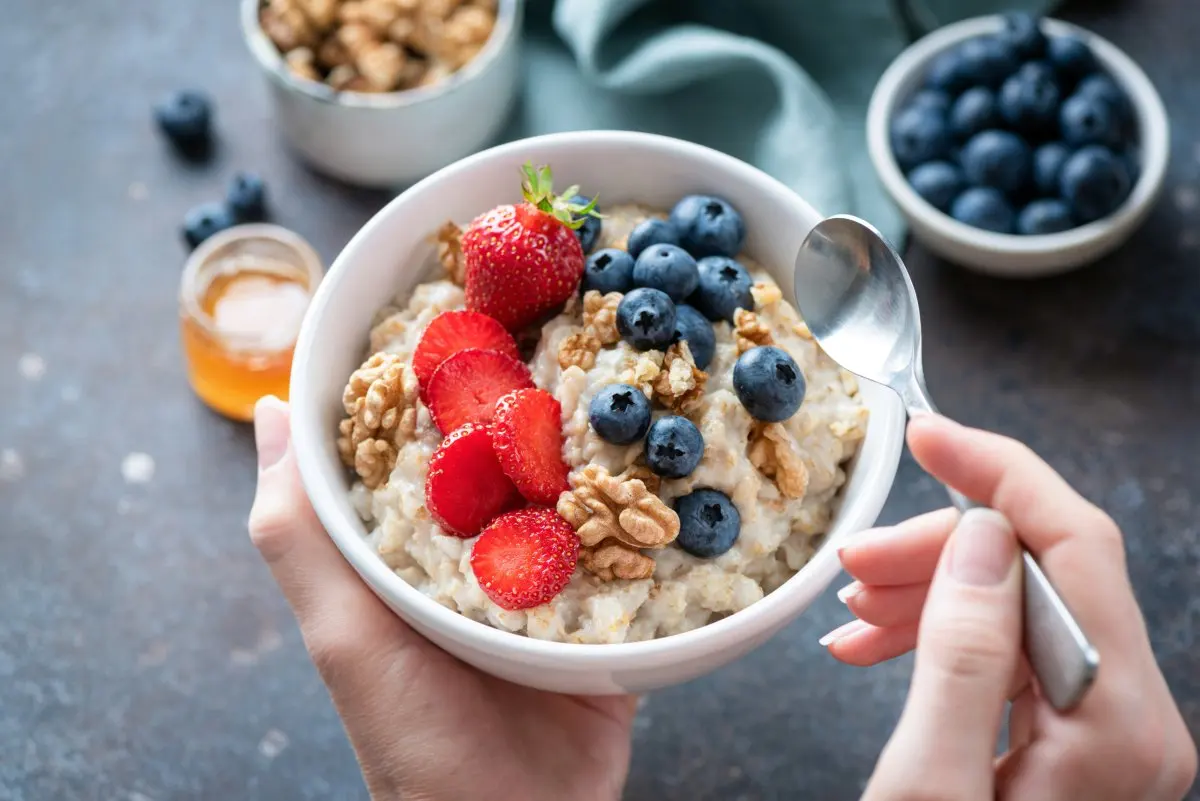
[734,308,774,354]
[748,422,809,500]
[557,290,623,371]
[337,351,419,489]
[434,221,466,285]
[558,465,678,582]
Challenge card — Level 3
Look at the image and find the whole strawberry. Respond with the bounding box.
[462,163,599,331]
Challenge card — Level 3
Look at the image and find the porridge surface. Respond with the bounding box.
[348,204,868,644]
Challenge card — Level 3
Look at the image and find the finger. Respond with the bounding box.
[838,508,958,586]
[869,509,1023,797]
[907,414,1151,662]
[1007,684,1040,751]
[247,398,429,684]
[840,581,929,628]
[822,621,920,667]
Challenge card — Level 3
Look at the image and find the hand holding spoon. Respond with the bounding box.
[793,214,1098,711]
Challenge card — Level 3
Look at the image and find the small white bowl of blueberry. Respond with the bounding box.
[867,13,1169,277]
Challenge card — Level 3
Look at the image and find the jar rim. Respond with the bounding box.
[179,224,324,352]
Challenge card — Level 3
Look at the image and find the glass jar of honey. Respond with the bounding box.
[179,224,324,422]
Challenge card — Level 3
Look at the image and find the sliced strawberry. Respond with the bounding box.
[470,507,580,610]
[491,389,570,505]
[425,348,534,433]
[462,164,595,331]
[426,423,521,537]
[412,310,521,394]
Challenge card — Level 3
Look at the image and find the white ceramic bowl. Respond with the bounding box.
[289,131,906,695]
[241,0,522,187]
[867,16,1169,278]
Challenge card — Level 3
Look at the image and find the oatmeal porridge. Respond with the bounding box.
[338,166,868,644]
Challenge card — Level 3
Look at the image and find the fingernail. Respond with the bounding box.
[818,619,868,647]
[254,396,290,469]
[836,582,861,604]
[949,508,1016,586]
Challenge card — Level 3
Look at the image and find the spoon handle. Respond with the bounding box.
[904,400,1099,711]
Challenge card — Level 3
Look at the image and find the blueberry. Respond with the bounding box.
[674,489,741,558]
[1060,93,1121,148]
[1033,142,1073,196]
[732,346,805,423]
[632,244,699,301]
[673,304,716,370]
[890,105,951,171]
[956,36,1019,88]
[691,256,754,322]
[999,13,1047,60]
[1076,74,1134,137]
[950,87,999,141]
[908,161,965,212]
[1017,199,1075,235]
[226,171,268,222]
[588,384,652,445]
[669,195,746,258]
[182,202,236,250]
[1048,35,1098,84]
[924,49,972,95]
[154,90,213,155]
[616,287,677,351]
[960,130,1032,197]
[998,63,1060,135]
[572,195,602,253]
[908,89,952,115]
[1059,145,1132,223]
[645,416,704,479]
[627,218,680,260]
[951,187,1015,233]
[582,248,635,295]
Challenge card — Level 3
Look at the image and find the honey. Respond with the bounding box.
[179,225,323,422]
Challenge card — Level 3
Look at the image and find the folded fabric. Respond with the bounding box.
[500,0,1055,243]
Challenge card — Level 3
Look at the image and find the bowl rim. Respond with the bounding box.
[290,130,906,668]
[867,15,1170,256]
[239,0,520,109]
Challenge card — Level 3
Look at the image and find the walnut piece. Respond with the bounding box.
[285,47,321,81]
[582,290,622,345]
[557,332,602,371]
[751,281,783,308]
[557,290,623,371]
[559,465,676,582]
[434,221,466,285]
[748,422,809,500]
[734,309,774,354]
[337,352,418,489]
[651,341,706,415]
[580,541,656,581]
[260,0,316,52]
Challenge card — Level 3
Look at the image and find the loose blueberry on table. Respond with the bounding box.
[154,89,214,157]
[892,12,1140,235]
[182,202,236,250]
[226,172,269,223]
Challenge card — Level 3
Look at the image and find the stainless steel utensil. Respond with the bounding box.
[793,214,1099,711]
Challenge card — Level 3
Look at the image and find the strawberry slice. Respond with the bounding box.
[412,310,521,394]
[425,423,521,537]
[491,388,570,505]
[470,507,580,610]
[462,163,598,331]
[426,348,534,433]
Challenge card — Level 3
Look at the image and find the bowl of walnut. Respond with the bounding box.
[242,0,522,187]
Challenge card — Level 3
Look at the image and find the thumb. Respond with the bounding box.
[866,509,1022,799]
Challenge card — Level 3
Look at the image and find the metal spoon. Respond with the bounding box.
[793,214,1098,712]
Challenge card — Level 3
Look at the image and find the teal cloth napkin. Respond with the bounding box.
[502,0,1055,242]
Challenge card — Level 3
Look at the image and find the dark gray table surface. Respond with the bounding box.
[2,1,1197,799]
